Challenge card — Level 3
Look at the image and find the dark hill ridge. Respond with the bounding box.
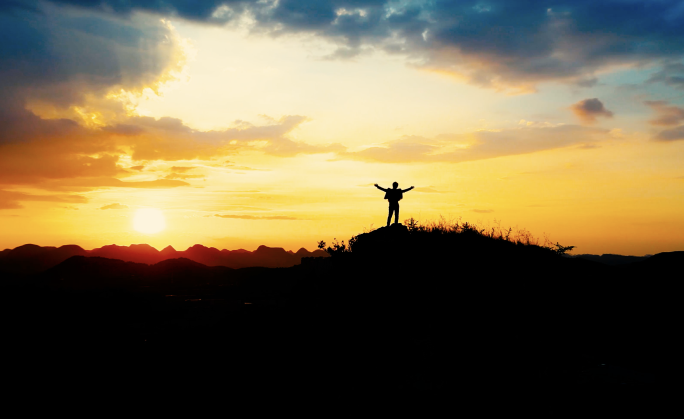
[44,256,237,289]
[4,223,681,392]
[0,244,88,274]
[17,224,680,391]
[566,253,652,265]
[0,243,328,274]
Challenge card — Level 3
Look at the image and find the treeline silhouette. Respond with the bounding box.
[3,217,677,396]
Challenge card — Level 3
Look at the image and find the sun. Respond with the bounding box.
[133,208,166,234]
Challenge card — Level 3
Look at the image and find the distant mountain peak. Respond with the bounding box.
[188,244,210,250]
[58,244,85,251]
[99,244,125,249]
[129,243,159,252]
[13,244,42,250]
[256,245,285,252]
[2,242,329,274]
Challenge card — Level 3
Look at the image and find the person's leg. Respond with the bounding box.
[394,204,399,225]
[387,206,393,226]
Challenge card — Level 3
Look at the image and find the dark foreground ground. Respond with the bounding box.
[4,226,675,397]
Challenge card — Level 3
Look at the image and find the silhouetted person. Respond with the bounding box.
[375,182,414,227]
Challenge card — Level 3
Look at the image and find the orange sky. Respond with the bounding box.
[1,3,684,256]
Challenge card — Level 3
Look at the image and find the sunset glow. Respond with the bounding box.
[1,1,683,255]
[133,209,167,234]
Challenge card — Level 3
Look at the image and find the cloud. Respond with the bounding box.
[570,98,613,124]
[645,101,684,126]
[170,166,195,173]
[0,109,336,190]
[39,1,684,91]
[339,125,609,164]
[40,178,191,190]
[164,173,205,180]
[82,178,191,188]
[0,189,87,209]
[0,3,195,191]
[641,94,683,142]
[472,209,494,214]
[647,62,684,90]
[224,162,269,171]
[105,114,343,161]
[214,214,300,220]
[163,165,204,180]
[99,203,128,210]
[0,4,188,118]
[102,125,146,136]
[654,126,684,142]
[226,166,269,171]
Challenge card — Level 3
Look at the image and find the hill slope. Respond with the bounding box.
[5,224,679,394]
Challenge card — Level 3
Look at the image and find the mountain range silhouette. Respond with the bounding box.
[0,242,653,276]
[0,243,328,274]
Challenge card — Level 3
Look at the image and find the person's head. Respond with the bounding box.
[392,182,398,189]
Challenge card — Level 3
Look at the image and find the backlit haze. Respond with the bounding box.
[2,1,684,255]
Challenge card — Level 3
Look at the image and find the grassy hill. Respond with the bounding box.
[4,219,678,395]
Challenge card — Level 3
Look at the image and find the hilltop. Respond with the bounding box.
[4,220,679,394]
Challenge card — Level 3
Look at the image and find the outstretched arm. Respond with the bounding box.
[402,186,415,192]
[374,184,388,192]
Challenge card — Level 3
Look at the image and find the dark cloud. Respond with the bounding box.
[103,124,146,136]
[570,98,613,124]
[47,0,235,22]
[214,214,300,220]
[99,203,128,210]
[36,0,684,90]
[339,125,609,163]
[654,126,684,142]
[647,100,684,141]
[574,77,599,88]
[0,2,197,191]
[647,62,684,90]
[130,165,145,171]
[0,2,186,112]
[645,101,684,126]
